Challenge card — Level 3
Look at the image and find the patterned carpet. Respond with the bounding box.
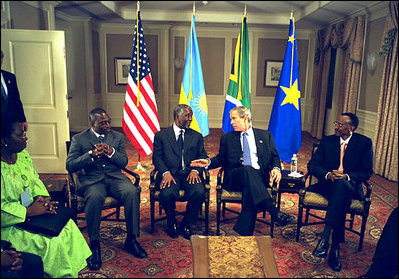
[40,129,398,278]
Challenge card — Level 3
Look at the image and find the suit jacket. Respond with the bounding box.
[1,70,26,122]
[208,128,280,189]
[66,128,129,192]
[308,133,373,198]
[152,126,207,176]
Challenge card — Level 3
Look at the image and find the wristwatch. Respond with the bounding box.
[88,150,93,156]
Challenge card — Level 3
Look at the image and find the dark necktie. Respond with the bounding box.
[98,135,104,143]
[178,130,184,170]
[242,132,252,166]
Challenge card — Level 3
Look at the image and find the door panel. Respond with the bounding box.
[2,29,69,173]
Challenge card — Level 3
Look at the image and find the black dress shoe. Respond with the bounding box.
[87,245,102,270]
[274,212,295,227]
[312,238,330,258]
[124,239,148,259]
[167,220,179,239]
[328,246,342,272]
[180,223,193,240]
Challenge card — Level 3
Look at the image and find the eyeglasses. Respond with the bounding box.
[333,122,346,128]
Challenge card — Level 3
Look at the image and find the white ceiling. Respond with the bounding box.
[54,1,385,29]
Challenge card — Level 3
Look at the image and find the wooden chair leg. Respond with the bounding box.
[305,208,310,223]
[116,206,121,220]
[296,205,303,242]
[150,201,155,234]
[204,200,209,236]
[217,201,221,236]
[349,213,355,229]
[270,213,274,238]
[222,202,226,217]
[358,215,367,251]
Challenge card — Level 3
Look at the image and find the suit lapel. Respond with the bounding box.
[88,129,99,147]
[253,129,264,155]
[103,130,114,145]
[344,133,357,160]
[166,126,179,156]
[232,131,242,154]
[333,136,341,165]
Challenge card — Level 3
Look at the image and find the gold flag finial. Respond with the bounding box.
[244,5,247,17]
[290,10,293,19]
[193,2,195,13]
[137,1,140,12]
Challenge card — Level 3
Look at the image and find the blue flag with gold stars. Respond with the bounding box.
[268,15,302,163]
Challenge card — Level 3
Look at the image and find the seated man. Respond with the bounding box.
[66,108,147,271]
[152,104,208,240]
[1,240,44,278]
[191,106,294,236]
[308,113,373,272]
[361,207,398,278]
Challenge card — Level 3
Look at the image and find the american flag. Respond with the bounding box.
[122,11,160,158]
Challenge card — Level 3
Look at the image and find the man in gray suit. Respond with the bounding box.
[66,108,147,271]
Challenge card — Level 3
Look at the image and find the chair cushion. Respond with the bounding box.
[221,189,242,200]
[154,190,186,199]
[76,196,121,211]
[221,188,273,201]
[303,191,364,213]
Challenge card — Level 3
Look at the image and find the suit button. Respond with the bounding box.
[102,164,105,168]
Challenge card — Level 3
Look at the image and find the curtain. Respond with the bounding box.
[311,16,366,139]
[373,1,398,181]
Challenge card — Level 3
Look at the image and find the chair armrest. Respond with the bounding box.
[203,169,210,185]
[363,180,372,200]
[149,169,158,191]
[122,167,140,187]
[216,167,224,191]
[67,172,78,209]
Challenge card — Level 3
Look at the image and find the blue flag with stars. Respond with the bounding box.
[268,15,302,163]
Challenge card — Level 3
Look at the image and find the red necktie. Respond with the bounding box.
[338,142,346,172]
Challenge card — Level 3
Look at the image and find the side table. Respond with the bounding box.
[43,179,69,207]
[277,170,306,211]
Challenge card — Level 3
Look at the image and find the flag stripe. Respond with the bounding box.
[125,85,157,142]
[124,91,156,143]
[122,11,160,158]
[123,107,153,154]
[127,76,160,132]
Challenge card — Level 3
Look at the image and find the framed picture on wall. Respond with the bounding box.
[114,57,131,85]
[264,60,283,87]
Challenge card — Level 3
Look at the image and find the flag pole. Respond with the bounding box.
[134,1,147,171]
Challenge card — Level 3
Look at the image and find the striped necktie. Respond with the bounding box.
[242,132,252,166]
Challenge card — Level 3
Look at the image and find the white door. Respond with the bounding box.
[1,29,70,173]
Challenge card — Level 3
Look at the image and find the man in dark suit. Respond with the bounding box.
[1,240,44,278]
[361,207,398,278]
[308,113,373,272]
[191,106,294,236]
[66,108,147,270]
[152,104,208,240]
[1,50,28,131]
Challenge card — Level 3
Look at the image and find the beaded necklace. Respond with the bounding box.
[2,154,29,190]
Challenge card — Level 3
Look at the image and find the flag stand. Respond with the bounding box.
[134,154,147,171]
